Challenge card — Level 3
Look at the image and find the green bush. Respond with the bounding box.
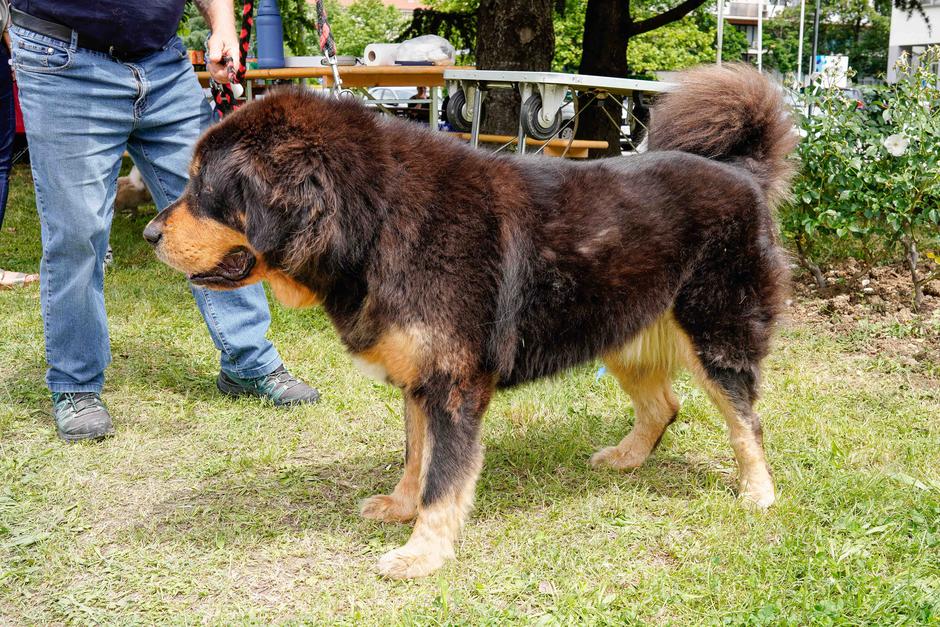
[782,47,940,309]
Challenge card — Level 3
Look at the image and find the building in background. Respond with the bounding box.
[721,0,791,63]
[887,0,940,81]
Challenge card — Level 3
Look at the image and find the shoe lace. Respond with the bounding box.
[257,369,300,395]
[56,392,101,416]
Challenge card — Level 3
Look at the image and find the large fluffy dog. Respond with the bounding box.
[144,64,797,579]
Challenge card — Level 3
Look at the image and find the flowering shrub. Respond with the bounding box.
[782,47,940,309]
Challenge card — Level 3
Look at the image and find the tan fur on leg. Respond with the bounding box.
[376,439,482,579]
[705,386,776,509]
[361,397,426,523]
[592,315,681,469]
[676,333,776,509]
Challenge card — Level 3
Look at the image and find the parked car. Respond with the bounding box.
[364,86,418,112]
[365,86,441,126]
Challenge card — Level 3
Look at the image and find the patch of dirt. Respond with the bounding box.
[787,259,940,371]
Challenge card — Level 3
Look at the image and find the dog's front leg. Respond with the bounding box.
[361,396,426,522]
[376,372,492,579]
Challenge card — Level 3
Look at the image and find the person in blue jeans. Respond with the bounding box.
[10,0,320,441]
[0,26,38,289]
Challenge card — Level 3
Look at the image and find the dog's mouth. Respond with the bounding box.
[188,247,256,287]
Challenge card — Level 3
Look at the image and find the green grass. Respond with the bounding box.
[1,164,938,625]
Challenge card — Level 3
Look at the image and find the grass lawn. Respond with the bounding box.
[1,163,938,625]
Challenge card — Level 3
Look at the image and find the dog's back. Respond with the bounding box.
[482,65,795,388]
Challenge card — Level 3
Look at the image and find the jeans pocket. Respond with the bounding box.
[10,30,73,74]
[169,37,189,60]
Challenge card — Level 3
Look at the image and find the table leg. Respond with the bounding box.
[431,86,440,131]
[470,88,485,149]
[516,104,527,155]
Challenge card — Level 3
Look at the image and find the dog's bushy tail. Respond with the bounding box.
[648,63,798,208]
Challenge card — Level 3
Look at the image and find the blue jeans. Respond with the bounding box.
[0,44,13,229]
[10,26,283,393]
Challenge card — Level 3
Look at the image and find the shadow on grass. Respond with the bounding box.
[113,413,734,550]
[0,331,220,413]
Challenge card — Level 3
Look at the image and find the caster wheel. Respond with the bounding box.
[445,89,474,133]
[521,94,562,140]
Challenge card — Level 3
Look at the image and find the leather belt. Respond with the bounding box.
[10,7,147,61]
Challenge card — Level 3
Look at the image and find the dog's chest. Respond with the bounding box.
[351,356,392,384]
[348,326,426,389]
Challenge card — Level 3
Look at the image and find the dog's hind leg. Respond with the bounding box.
[361,396,425,523]
[376,372,492,579]
[591,315,680,470]
[685,355,775,509]
[671,231,782,509]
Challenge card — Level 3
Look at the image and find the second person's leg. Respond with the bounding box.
[129,39,318,404]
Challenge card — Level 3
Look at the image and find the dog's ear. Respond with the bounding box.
[237,165,292,256]
[238,156,328,263]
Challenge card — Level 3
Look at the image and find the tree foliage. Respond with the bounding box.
[626,5,748,77]
[180,0,316,55]
[763,0,891,80]
[317,0,408,56]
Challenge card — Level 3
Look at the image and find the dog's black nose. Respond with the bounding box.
[143,221,162,245]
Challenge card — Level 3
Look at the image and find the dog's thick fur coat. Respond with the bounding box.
[146,64,798,578]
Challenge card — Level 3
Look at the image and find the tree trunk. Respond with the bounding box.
[476,0,555,135]
[795,237,829,290]
[902,235,924,311]
[576,0,630,158]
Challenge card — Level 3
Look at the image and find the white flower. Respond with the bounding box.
[883,134,909,157]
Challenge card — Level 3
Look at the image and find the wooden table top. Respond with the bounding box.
[195,65,467,88]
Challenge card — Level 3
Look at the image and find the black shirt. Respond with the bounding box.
[12,0,186,59]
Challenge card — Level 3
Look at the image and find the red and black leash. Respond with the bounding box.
[314,0,344,92]
[209,0,342,119]
[209,0,254,119]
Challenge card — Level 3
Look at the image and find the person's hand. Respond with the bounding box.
[206,30,239,84]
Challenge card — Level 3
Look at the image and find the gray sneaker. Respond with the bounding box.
[216,365,320,407]
[52,392,114,442]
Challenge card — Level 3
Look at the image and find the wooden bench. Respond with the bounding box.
[453,133,608,158]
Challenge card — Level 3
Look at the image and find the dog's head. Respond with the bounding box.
[144,88,386,308]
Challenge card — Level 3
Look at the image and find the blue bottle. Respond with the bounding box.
[256,0,285,69]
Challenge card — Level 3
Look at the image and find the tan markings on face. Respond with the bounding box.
[353,326,428,389]
[265,269,321,308]
[157,200,254,276]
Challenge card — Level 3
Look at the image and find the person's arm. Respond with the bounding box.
[194,0,238,84]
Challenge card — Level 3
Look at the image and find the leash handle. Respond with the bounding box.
[209,0,254,119]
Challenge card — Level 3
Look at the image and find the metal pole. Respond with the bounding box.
[757,0,764,72]
[470,87,484,149]
[811,0,821,74]
[808,0,821,116]
[716,0,725,65]
[797,0,806,85]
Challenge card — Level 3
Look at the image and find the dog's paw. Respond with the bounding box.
[589,445,646,470]
[360,494,417,523]
[376,544,452,579]
[740,484,776,511]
